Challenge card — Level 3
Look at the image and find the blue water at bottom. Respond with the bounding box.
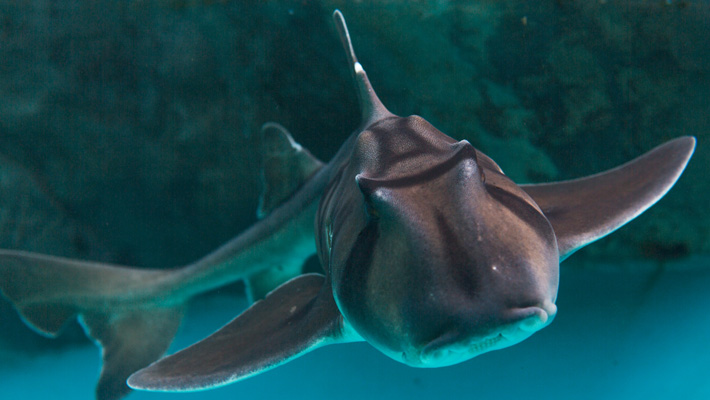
[2,256,709,400]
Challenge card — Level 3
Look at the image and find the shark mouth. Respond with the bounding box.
[419,333,507,366]
[419,306,552,367]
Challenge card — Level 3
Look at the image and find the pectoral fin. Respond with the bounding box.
[522,136,695,259]
[128,273,350,392]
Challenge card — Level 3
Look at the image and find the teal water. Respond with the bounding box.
[3,257,710,399]
[1,1,709,399]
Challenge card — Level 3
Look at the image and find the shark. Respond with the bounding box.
[0,10,696,400]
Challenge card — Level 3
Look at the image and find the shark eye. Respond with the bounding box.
[325,220,334,253]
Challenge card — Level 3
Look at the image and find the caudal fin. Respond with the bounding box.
[0,250,185,400]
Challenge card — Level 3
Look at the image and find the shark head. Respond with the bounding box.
[325,11,558,368]
[328,115,559,367]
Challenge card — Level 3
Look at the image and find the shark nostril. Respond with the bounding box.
[508,302,557,334]
[517,309,547,332]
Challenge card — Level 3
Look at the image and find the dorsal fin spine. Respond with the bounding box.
[333,10,393,126]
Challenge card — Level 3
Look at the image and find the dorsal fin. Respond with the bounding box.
[257,122,323,218]
[333,10,394,127]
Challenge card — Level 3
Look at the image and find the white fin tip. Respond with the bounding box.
[354,62,364,74]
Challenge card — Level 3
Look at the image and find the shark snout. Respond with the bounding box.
[418,304,557,367]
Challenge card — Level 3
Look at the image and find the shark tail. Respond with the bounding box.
[0,249,186,400]
[0,122,324,400]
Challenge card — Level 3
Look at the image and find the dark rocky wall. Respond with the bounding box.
[0,0,708,354]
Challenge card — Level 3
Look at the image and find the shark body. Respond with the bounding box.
[0,10,696,400]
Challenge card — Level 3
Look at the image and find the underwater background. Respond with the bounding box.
[0,0,709,399]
